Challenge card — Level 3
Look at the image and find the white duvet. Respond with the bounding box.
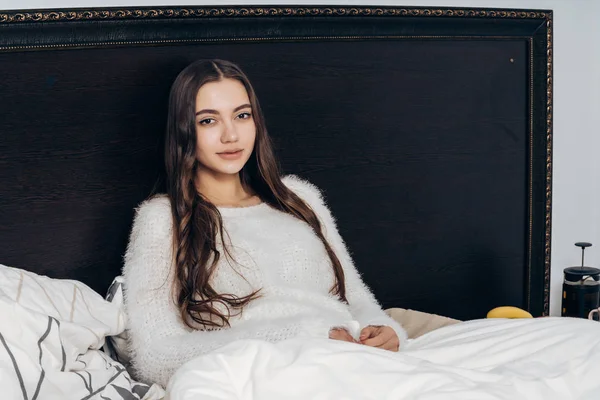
[167,317,600,400]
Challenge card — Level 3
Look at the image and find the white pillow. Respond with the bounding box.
[103,275,132,367]
[0,264,164,399]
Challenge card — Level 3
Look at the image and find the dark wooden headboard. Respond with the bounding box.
[0,6,552,320]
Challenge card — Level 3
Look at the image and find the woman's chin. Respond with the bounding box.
[210,165,245,177]
[197,158,249,178]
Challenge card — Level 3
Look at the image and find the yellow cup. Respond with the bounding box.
[487,306,533,319]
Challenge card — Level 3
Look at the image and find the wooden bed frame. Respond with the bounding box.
[0,5,553,320]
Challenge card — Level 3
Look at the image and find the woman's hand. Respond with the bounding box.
[359,325,399,351]
[329,327,358,343]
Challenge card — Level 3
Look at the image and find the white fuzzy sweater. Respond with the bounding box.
[123,175,407,387]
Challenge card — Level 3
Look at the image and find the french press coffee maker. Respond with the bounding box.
[561,242,600,320]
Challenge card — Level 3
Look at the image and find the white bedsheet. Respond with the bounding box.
[167,317,600,400]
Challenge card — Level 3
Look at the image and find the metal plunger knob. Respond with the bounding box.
[575,242,592,269]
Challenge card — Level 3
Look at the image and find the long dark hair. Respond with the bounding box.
[165,59,347,329]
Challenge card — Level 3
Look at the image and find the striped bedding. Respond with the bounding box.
[0,265,164,400]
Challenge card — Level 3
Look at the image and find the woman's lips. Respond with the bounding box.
[217,150,243,160]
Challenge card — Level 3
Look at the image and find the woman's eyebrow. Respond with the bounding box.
[195,103,251,116]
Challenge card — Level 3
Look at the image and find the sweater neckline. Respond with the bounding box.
[217,201,270,217]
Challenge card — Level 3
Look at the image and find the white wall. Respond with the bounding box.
[2,0,599,316]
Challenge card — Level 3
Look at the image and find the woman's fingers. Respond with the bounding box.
[329,327,357,343]
[361,330,387,347]
[359,326,379,342]
[330,326,400,350]
[383,334,400,351]
[360,326,399,351]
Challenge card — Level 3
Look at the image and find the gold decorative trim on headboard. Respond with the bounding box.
[0,7,551,24]
[544,15,553,316]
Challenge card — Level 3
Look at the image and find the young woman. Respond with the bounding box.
[123,59,407,387]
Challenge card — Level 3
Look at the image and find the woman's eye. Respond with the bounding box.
[199,118,215,125]
[237,112,251,120]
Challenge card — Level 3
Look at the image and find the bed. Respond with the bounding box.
[2,5,585,400]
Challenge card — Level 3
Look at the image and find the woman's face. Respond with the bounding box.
[194,78,256,177]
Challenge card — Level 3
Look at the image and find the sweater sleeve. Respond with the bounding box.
[122,196,334,388]
[282,176,409,347]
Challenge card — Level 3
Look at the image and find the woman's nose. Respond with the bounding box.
[220,122,239,143]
